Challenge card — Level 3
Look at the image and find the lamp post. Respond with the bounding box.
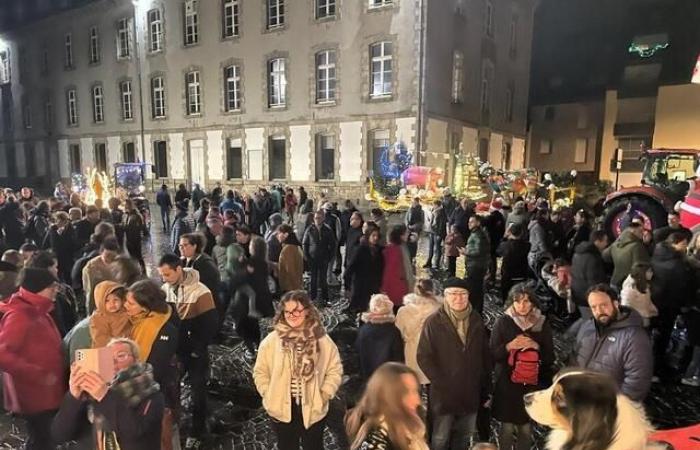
[132,0,147,166]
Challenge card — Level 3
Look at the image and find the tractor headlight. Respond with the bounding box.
[138,184,146,193]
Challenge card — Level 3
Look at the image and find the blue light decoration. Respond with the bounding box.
[379,141,413,180]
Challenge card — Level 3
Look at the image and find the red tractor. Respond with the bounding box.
[603,148,700,238]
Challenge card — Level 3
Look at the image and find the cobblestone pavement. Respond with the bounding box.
[1,223,699,449]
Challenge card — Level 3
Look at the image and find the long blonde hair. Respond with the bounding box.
[346,363,426,450]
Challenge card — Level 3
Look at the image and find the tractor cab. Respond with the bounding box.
[640,149,699,199]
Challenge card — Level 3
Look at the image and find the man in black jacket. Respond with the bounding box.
[449,198,473,241]
[303,210,336,306]
[405,197,425,262]
[570,230,609,320]
[424,200,447,270]
[156,184,173,233]
[74,206,101,251]
[497,223,530,302]
[343,212,364,285]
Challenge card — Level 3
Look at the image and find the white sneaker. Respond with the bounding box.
[681,376,700,387]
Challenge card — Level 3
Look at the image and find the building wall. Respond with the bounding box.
[653,84,700,149]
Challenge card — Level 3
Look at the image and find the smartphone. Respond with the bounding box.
[75,348,115,382]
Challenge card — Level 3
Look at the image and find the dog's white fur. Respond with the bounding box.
[526,371,654,450]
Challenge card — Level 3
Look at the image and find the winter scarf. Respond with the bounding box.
[504,305,545,332]
[443,302,472,345]
[361,294,396,324]
[129,308,172,362]
[274,315,326,384]
[90,281,131,348]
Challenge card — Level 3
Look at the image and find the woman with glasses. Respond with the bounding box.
[253,290,343,450]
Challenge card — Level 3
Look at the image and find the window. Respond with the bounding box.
[222,0,239,38]
[451,50,464,103]
[148,9,163,52]
[617,137,651,157]
[66,89,78,126]
[574,138,588,163]
[370,41,392,97]
[316,50,336,103]
[480,64,492,114]
[120,81,133,120]
[18,48,27,81]
[371,129,390,174]
[0,50,10,84]
[226,138,242,179]
[123,142,136,162]
[504,86,514,122]
[317,0,336,19]
[40,47,48,75]
[185,71,201,115]
[267,0,284,29]
[64,33,74,68]
[268,58,287,107]
[539,139,552,154]
[544,106,555,121]
[269,136,286,179]
[94,143,107,172]
[184,1,199,45]
[485,1,494,37]
[316,134,335,180]
[69,144,81,173]
[45,97,53,130]
[151,76,166,118]
[224,65,242,112]
[509,16,518,57]
[22,100,32,129]
[369,0,392,8]
[92,85,104,123]
[117,18,131,59]
[154,141,168,177]
[89,27,100,63]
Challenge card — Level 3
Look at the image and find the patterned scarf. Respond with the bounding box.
[443,302,472,346]
[505,305,545,332]
[274,315,326,383]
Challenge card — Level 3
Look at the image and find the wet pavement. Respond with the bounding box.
[1,224,699,449]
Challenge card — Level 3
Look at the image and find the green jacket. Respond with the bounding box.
[602,229,650,287]
[465,227,491,268]
[225,242,248,285]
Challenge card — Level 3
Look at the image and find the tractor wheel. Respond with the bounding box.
[603,196,667,240]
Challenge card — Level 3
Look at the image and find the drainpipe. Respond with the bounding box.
[416,0,427,166]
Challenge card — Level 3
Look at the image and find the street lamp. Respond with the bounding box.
[132,0,147,168]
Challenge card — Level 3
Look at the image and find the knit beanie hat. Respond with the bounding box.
[19,268,59,294]
[442,277,471,293]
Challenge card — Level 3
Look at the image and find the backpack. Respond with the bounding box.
[508,347,540,385]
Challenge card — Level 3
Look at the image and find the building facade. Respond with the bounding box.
[0,0,535,197]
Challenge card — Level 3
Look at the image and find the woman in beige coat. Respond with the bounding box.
[276,224,304,293]
[395,279,441,386]
[253,290,343,450]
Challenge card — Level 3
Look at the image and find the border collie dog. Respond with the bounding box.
[524,370,658,450]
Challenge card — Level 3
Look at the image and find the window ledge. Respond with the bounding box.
[368,4,395,13]
[88,61,101,67]
[223,109,243,115]
[221,35,241,42]
[186,113,203,118]
[268,105,288,111]
[152,116,168,121]
[265,24,287,34]
[369,94,394,102]
[314,100,337,107]
[183,42,200,49]
[116,56,132,62]
[148,49,165,56]
[315,16,337,24]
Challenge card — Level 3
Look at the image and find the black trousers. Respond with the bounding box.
[447,256,457,278]
[23,410,56,450]
[466,265,487,315]
[652,307,680,371]
[272,399,325,450]
[309,261,329,304]
[181,352,209,438]
[228,286,261,352]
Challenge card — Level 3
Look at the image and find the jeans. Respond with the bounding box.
[498,422,532,450]
[310,261,329,304]
[181,351,209,438]
[160,207,170,231]
[23,410,56,450]
[426,234,444,268]
[431,413,477,450]
[272,398,325,450]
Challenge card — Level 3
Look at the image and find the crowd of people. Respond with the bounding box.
[0,181,698,450]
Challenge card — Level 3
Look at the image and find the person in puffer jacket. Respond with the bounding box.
[572,283,653,402]
[570,231,609,319]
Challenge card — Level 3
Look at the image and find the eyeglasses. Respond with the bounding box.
[284,308,306,317]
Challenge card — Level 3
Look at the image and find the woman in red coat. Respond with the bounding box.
[381,224,415,309]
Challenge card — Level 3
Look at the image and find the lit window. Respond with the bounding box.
[316,50,336,103]
[0,50,10,84]
[89,27,100,64]
[451,50,464,103]
[370,41,392,97]
[267,0,284,29]
[117,18,131,59]
[184,0,199,45]
[185,71,201,115]
[268,58,287,107]
[120,81,133,120]
[65,33,74,68]
[66,89,78,126]
[574,138,588,163]
[151,76,166,118]
[148,9,163,52]
[224,65,242,112]
[317,0,336,19]
[222,0,240,38]
[92,85,104,123]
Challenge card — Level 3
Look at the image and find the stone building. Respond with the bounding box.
[0,0,536,197]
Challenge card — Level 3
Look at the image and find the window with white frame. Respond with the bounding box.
[184,1,199,45]
[0,50,10,84]
[151,76,166,118]
[509,15,518,57]
[316,134,335,180]
[123,142,136,162]
[317,0,336,19]
[451,50,464,103]
[485,1,494,37]
[316,50,336,103]
[69,144,81,173]
[66,89,78,126]
[154,141,168,177]
[148,9,163,52]
[89,27,100,63]
[224,65,241,112]
[117,18,131,58]
[226,138,242,179]
[370,41,392,97]
[505,86,514,122]
[574,138,588,163]
[22,100,32,129]
[223,0,240,38]
[267,0,284,29]
[269,136,286,179]
[185,71,201,115]
[369,0,392,8]
[92,85,104,123]
[65,33,74,68]
[480,63,492,114]
[44,97,53,130]
[120,80,133,120]
[268,58,287,107]
[95,143,107,172]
